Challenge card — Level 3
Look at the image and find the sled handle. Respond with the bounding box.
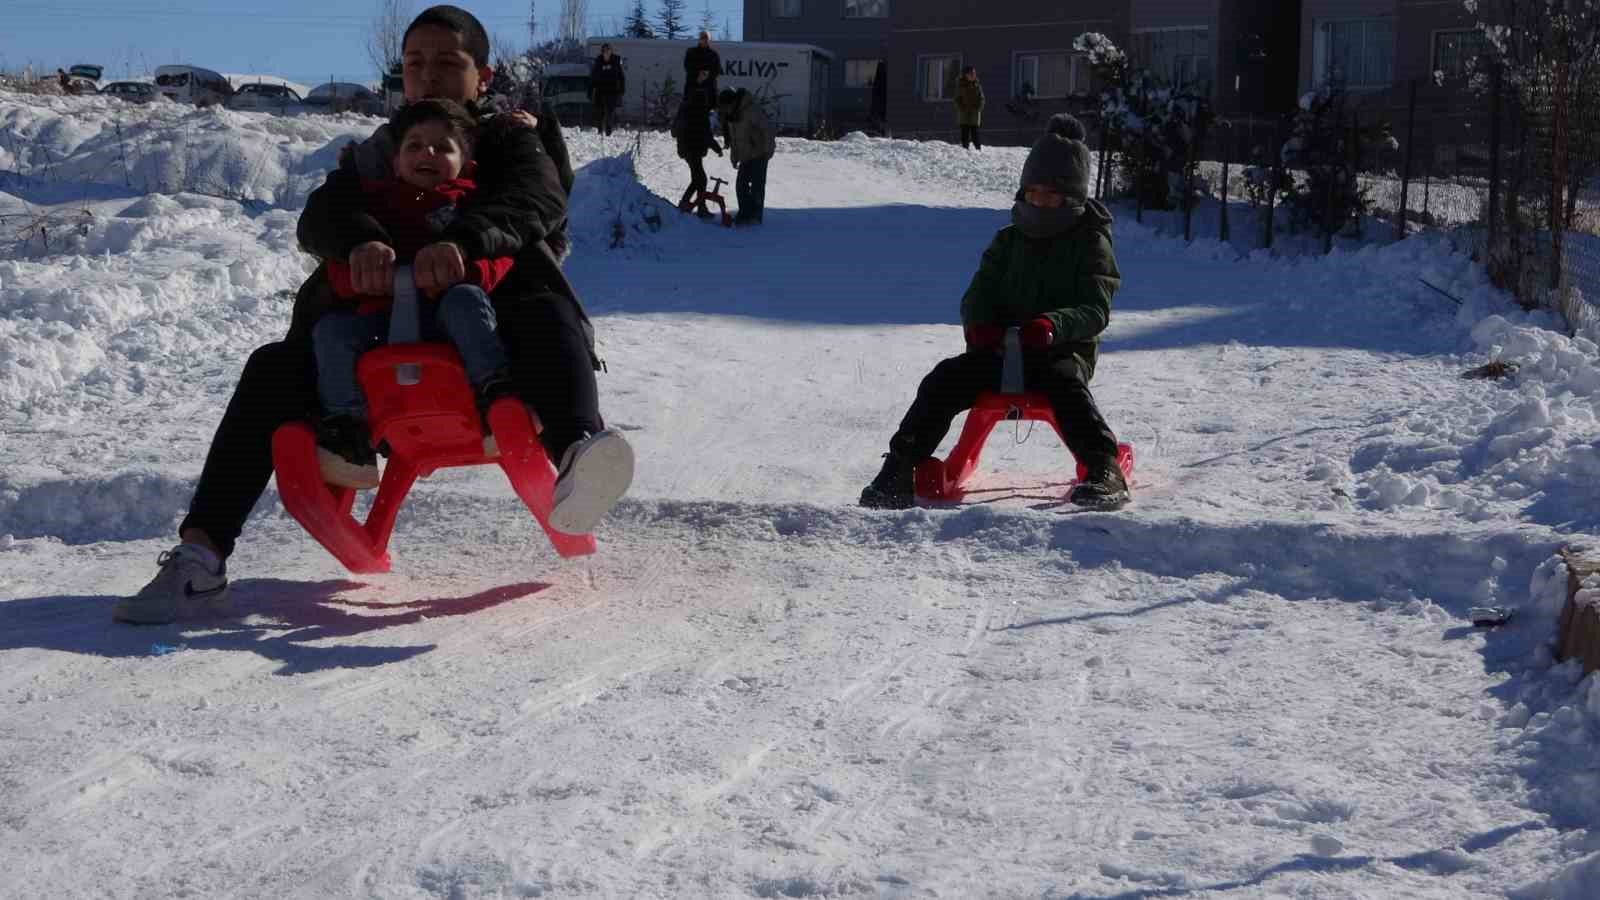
[390,265,422,386]
[1000,326,1024,395]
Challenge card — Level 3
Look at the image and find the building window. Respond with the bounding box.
[919,54,960,101]
[1130,27,1212,94]
[1314,18,1395,88]
[1016,52,1085,100]
[772,0,802,18]
[844,58,881,89]
[1433,29,1484,79]
[843,0,889,19]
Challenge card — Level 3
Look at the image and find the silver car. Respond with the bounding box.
[100,81,158,104]
[228,83,302,112]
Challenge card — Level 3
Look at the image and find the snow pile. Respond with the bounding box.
[565,151,691,259]
[1,89,376,208]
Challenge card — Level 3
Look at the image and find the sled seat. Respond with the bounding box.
[914,390,1135,502]
[270,266,595,574]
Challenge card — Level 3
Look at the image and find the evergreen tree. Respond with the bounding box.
[624,0,655,38]
[699,0,716,35]
[657,0,686,40]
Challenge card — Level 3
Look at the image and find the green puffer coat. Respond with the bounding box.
[954,78,984,127]
[959,199,1120,376]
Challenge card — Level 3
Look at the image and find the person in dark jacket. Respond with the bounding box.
[860,114,1129,511]
[114,4,635,625]
[683,31,720,108]
[954,66,984,150]
[673,91,722,217]
[589,43,625,136]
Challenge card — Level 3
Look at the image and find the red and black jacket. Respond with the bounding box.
[324,168,516,313]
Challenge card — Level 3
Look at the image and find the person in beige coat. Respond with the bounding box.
[717,88,777,225]
[954,66,984,150]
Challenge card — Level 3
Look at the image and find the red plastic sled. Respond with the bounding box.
[271,343,596,573]
[914,391,1135,502]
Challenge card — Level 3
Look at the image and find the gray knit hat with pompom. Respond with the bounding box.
[1020,114,1092,204]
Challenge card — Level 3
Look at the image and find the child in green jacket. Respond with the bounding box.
[860,114,1129,510]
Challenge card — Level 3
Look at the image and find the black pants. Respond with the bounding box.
[890,349,1118,467]
[960,125,981,150]
[679,156,708,209]
[734,157,769,222]
[595,101,617,136]
[180,292,601,559]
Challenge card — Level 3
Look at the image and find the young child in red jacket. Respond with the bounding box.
[313,98,517,487]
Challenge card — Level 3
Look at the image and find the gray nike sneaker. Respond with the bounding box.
[112,544,231,625]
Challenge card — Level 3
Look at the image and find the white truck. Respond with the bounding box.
[584,37,832,134]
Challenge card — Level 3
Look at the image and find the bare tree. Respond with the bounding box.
[560,0,590,43]
[366,0,413,81]
[699,0,715,35]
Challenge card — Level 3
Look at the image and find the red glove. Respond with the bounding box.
[964,322,1004,351]
[1020,317,1055,349]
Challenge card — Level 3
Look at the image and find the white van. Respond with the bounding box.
[154,65,234,107]
[587,38,832,133]
[542,63,592,127]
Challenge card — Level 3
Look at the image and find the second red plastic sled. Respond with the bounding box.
[271,342,596,574]
[914,390,1135,503]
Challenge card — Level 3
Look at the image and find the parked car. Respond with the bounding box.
[228,82,302,112]
[304,82,383,115]
[99,81,158,104]
[154,64,233,107]
[67,64,103,90]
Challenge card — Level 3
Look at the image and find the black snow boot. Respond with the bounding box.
[1069,461,1130,510]
[859,451,918,510]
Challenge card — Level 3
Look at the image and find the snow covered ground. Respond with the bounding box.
[3,91,1600,898]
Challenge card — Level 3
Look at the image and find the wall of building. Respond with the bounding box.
[887,0,1128,146]
[743,0,890,127]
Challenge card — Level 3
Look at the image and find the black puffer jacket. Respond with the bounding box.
[683,45,720,100]
[590,54,625,104]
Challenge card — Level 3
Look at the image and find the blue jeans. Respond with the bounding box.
[735,156,769,222]
[313,284,510,418]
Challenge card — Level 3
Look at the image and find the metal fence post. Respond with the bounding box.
[1220,119,1232,244]
[1264,117,1282,251]
[1488,65,1502,243]
[1397,78,1416,240]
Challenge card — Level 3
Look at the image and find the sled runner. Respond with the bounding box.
[914,330,1134,502]
[271,268,596,573]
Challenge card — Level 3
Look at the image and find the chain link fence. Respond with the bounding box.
[1085,74,1600,336]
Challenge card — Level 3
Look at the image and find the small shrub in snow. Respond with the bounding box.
[1280,82,1392,238]
[1074,32,1213,211]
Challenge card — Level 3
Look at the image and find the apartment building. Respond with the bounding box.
[742,0,893,127]
[885,1,1127,144]
[744,1,1304,145]
[1300,1,1481,165]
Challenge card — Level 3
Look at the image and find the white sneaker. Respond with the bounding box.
[548,429,635,535]
[112,544,231,625]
